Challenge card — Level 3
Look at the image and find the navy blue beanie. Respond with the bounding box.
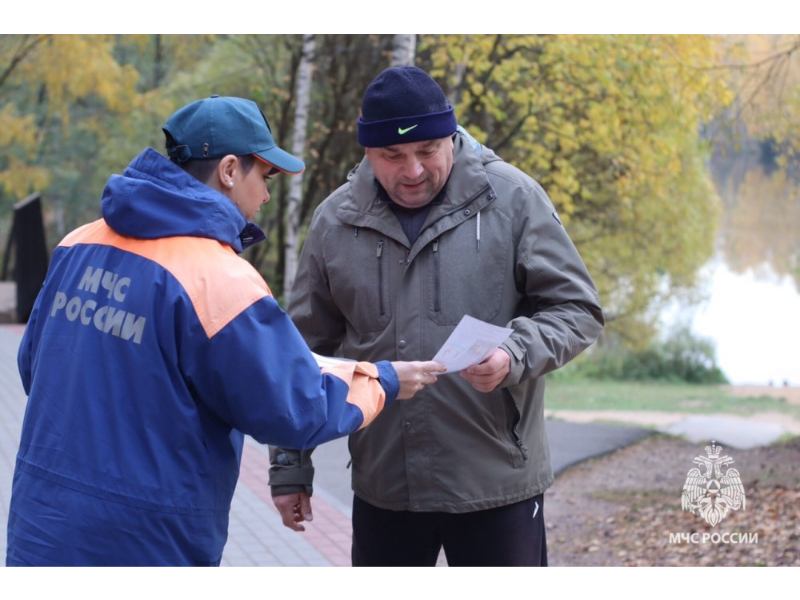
[357,66,457,148]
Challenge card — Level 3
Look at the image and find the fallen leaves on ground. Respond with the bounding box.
[546,435,800,566]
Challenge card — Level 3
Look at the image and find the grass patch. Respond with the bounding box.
[545,379,800,420]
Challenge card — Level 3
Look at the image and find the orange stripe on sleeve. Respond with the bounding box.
[320,361,386,429]
[60,219,270,338]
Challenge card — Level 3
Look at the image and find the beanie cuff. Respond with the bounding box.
[358,107,457,148]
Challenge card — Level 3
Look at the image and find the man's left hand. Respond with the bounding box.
[460,348,511,392]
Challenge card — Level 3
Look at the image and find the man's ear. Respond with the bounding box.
[215,155,238,192]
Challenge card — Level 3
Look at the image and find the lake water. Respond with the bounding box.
[669,153,800,386]
[686,260,800,385]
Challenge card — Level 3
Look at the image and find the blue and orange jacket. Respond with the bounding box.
[8,148,398,566]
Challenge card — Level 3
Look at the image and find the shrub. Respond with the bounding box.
[560,326,728,384]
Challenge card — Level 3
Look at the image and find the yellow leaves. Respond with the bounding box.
[0,156,51,200]
[720,163,800,284]
[469,81,484,97]
[19,36,132,114]
[720,35,800,145]
[426,33,730,345]
[0,105,37,156]
[548,187,574,222]
[0,34,213,215]
[0,105,48,198]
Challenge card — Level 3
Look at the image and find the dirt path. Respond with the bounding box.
[727,385,800,405]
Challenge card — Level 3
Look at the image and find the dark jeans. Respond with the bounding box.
[351,493,547,567]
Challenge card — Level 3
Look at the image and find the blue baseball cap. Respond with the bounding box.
[163,95,305,174]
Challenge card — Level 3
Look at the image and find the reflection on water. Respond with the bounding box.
[713,149,800,287]
[680,151,800,385]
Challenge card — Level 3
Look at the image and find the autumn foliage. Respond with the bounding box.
[2,34,798,349]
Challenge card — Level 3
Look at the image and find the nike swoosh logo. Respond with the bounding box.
[398,124,418,135]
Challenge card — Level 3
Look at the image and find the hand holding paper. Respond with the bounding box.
[313,352,445,400]
[460,348,511,392]
[432,315,513,374]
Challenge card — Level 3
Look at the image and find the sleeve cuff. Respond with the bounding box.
[268,465,315,487]
[375,360,399,405]
[500,339,525,387]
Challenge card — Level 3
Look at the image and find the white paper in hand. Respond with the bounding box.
[432,315,513,373]
[312,352,354,369]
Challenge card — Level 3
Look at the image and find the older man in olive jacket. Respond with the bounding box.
[269,66,604,566]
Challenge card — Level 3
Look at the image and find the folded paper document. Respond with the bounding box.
[432,315,513,373]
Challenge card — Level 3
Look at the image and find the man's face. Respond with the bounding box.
[365,136,454,209]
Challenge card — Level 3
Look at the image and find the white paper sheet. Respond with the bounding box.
[432,315,513,373]
[311,352,354,369]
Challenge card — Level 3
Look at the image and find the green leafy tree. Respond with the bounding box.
[7,33,798,355]
[1,34,219,250]
[0,35,139,207]
[420,34,734,346]
[212,34,394,299]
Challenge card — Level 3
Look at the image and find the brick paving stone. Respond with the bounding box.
[0,325,351,567]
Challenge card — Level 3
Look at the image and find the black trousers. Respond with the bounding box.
[351,494,547,567]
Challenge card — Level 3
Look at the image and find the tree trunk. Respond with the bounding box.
[152,34,165,89]
[283,34,315,303]
[390,34,416,67]
[448,35,472,107]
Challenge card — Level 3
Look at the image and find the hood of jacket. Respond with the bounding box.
[101,147,264,253]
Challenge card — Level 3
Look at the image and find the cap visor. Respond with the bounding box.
[254,147,305,175]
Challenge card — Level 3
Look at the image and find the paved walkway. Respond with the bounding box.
[6,320,795,566]
[0,324,653,567]
[0,325,353,567]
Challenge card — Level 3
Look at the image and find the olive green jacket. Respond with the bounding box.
[269,131,604,512]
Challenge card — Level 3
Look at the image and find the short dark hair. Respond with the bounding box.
[175,155,256,184]
[165,131,255,184]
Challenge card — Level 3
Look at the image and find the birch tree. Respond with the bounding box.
[283,34,315,301]
[390,34,416,67]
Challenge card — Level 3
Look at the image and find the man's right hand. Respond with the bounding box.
[391,360,446,399]
[273,491,313,532]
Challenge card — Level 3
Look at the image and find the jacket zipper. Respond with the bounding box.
[376,240,385,316]
[432,239,440,312]
[506,396,529,462]
[513,430,529,462]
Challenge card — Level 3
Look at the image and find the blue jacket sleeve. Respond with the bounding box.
[180,295,398,450]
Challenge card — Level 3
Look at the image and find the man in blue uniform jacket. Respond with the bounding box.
[7,95,443,566]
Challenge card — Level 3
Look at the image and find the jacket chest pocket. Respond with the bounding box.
[426,215,512,326]
[326,233,393,333]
